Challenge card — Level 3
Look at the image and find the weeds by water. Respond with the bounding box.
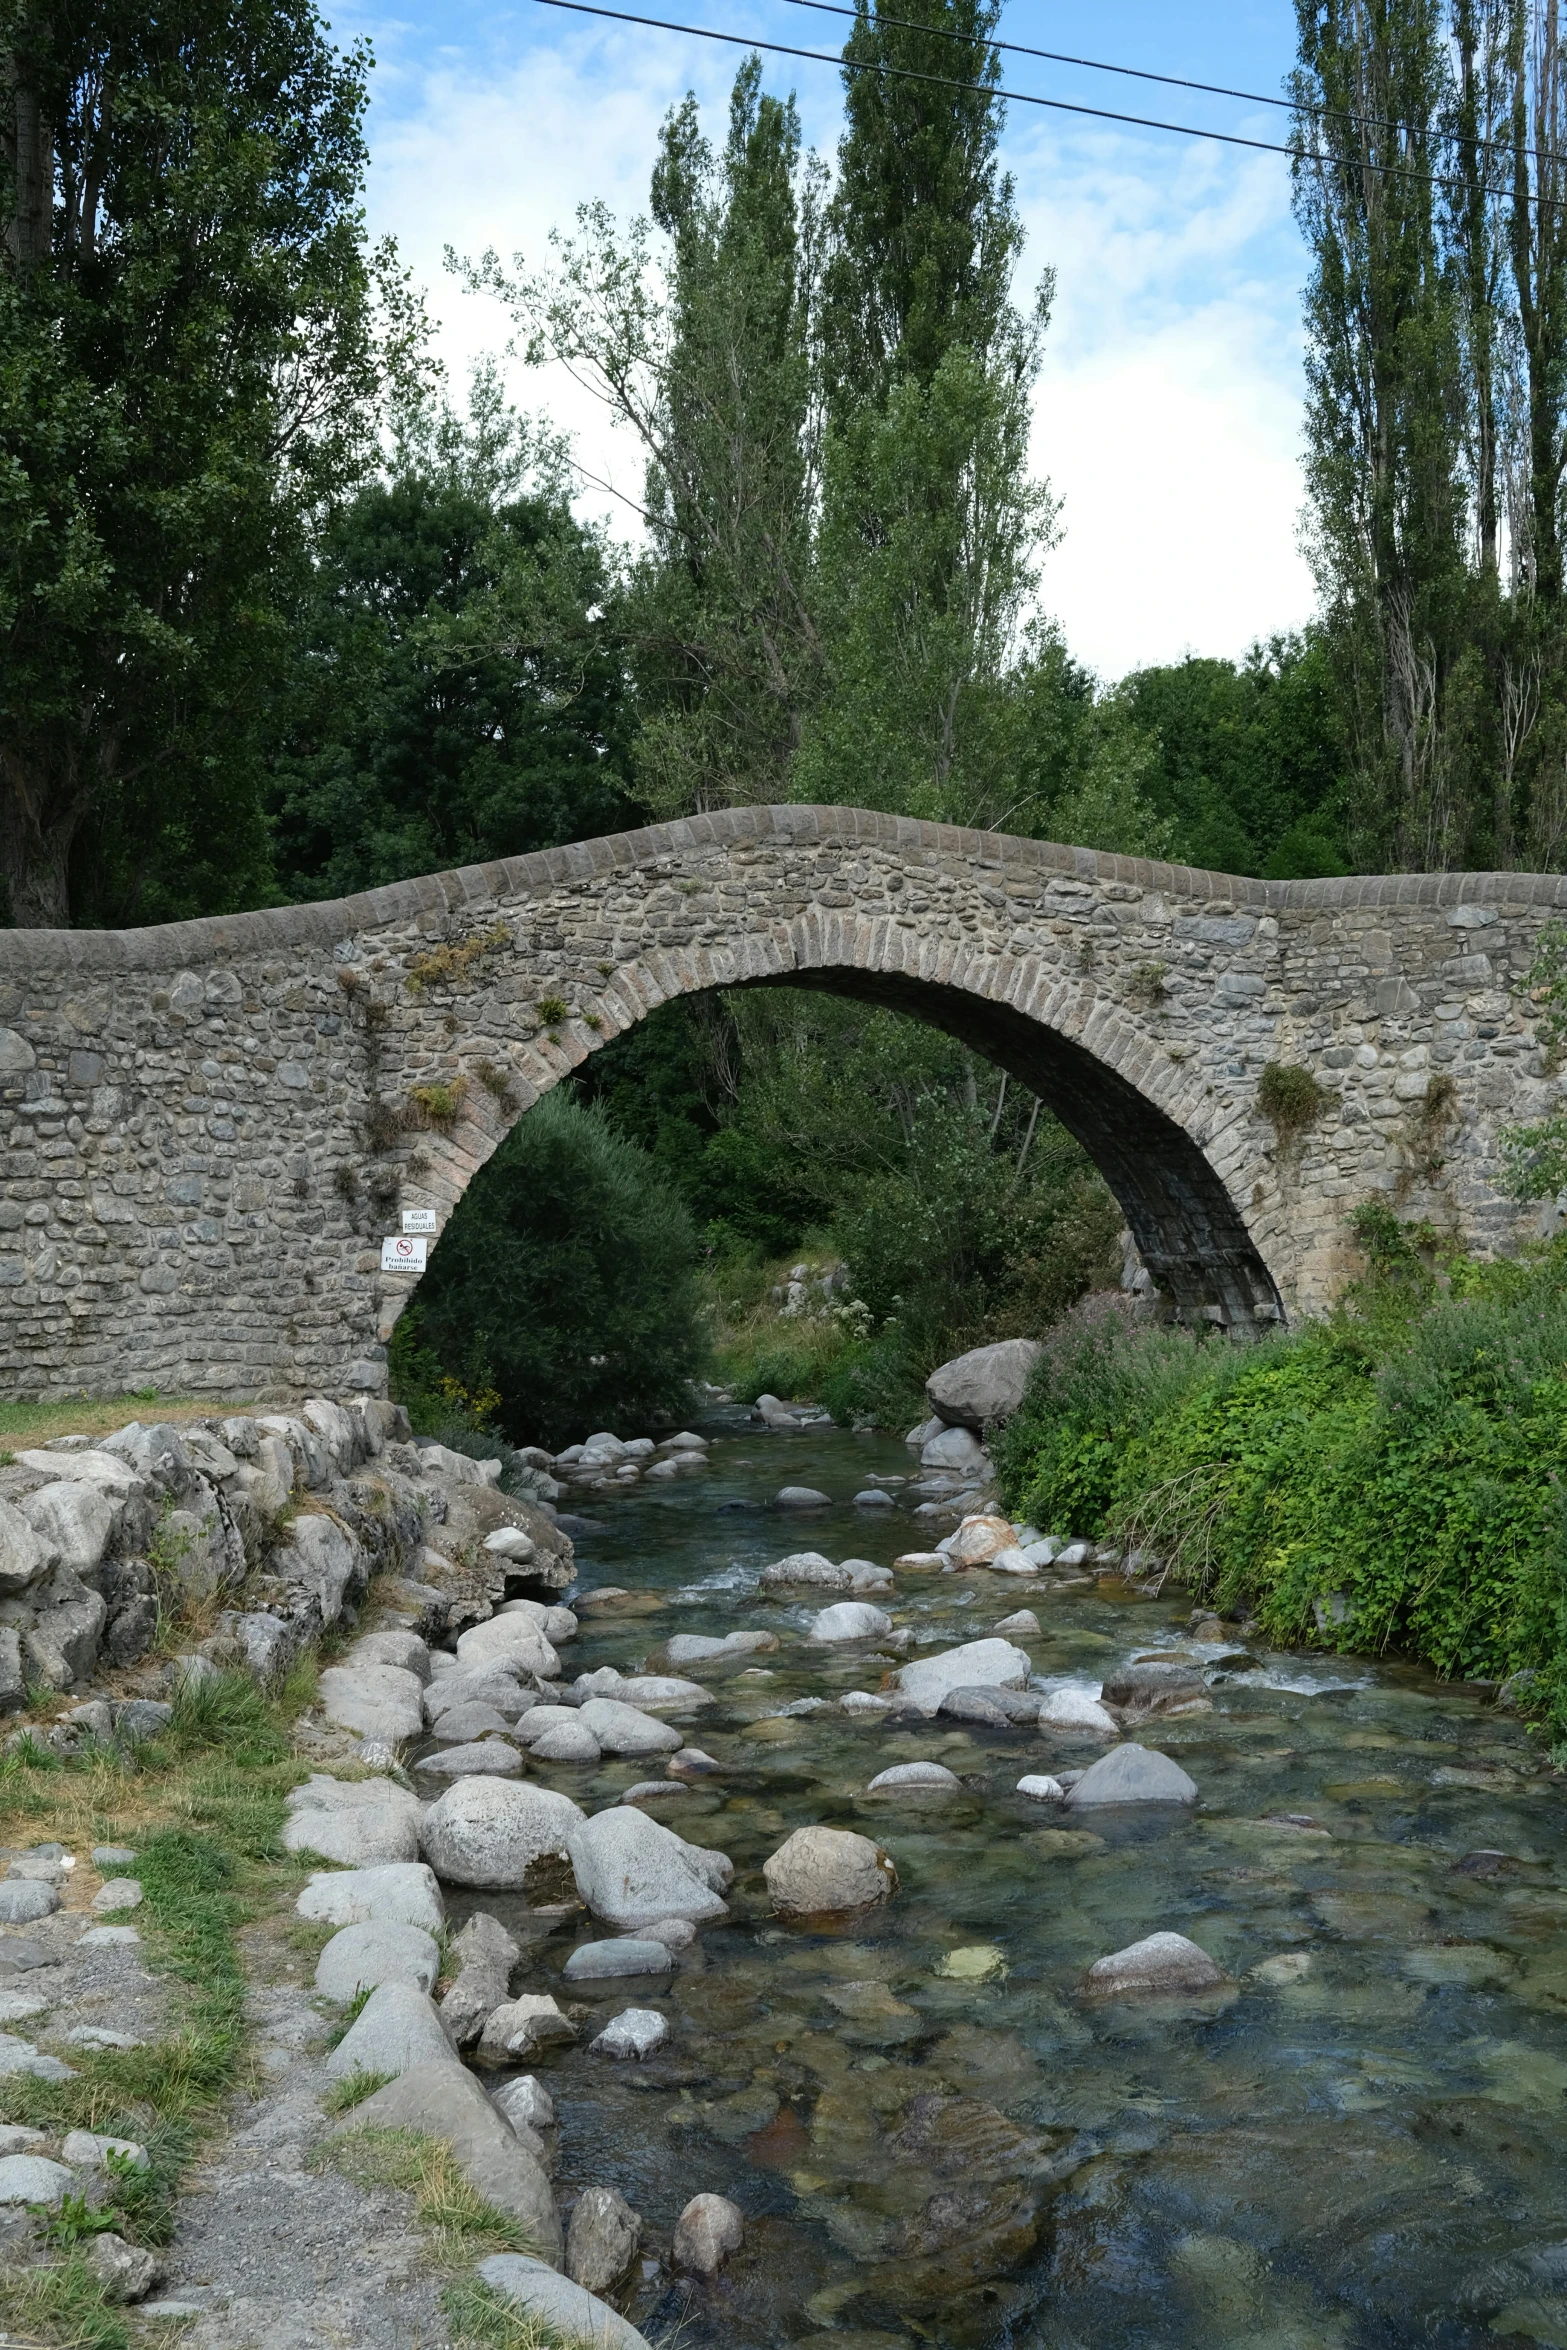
[318,2127,545,2268]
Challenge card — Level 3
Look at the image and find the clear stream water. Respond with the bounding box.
[453,1415,1567,2350]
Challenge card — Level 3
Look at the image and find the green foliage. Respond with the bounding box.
[391,1088,707,1446]
[0,0,426,926]
[323,2066,395,2114]
[1504,923,1567,1198]
[998,1227,1567,1736]
[268,371,636,900]
[1258,1061,1328,1142]
[0,2253,133,2350]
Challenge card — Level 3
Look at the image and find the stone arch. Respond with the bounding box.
[0,802,1557,1399]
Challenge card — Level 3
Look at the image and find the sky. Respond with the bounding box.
[336,0,1316,681]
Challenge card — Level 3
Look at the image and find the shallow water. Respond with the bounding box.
[474,1417,1567,2349]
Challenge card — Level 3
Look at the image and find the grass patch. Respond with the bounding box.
[319,2127,544,2269]
[443,2276,594,2350]
[323,2066,395,2114]
[327,1984,374,2047]
[0,2252,135,2350]
[0,1394,265,1448]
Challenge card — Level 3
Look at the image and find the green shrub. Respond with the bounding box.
[392,1089,708,1447]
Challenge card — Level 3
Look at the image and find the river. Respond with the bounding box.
[462,1412,1567,2349]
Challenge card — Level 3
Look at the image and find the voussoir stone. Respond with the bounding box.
[344,2063,561,2265]
[568,1808,732,1928]
[764,1825,897,1916]
[295,1863,444,1933]
[420,1778,585,1887]
[315,1920,441,2001]
[1063,1743,1199,1807]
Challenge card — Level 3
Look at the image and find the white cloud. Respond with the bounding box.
[358,21,1318,677]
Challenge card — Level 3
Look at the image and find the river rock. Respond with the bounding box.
[454,1616,560,1679]
[854,1488,895,1507]
[1084,1931,1222,1996]
[475,1994,576,2064]
[660,1631,777,1667]
[492,2074,555,2134]
[759,1552,853,1592]
[344,1630,430,1682]
[0,2153,73,2205]
[809,1601,893,1642]
[425,1671,536,1726]
[926,1337,1040,1429]
[439,1912,520,2047]
[0,2033,73,2078]
[315,1921,440,2001]
[764,1825,897,1915]
[324,1982,457,2080]
[567,2185,642,2293]
[568,1808,732,1927]
[530,1716,602,1762]
[296,1863,444,1933]
[420,1779,585,1887]
[948,1514,1018,1568]
[920,1424,988,1474]
[345,2063,561,2264]
[87,2231,164,2304]
[591,2006,668,2058]
[415,1739,525,1781]
[1101,1659,1209,1720]
[994,1609,1041,1637]
[775,1486,831,1509]
[1037,1686,1121,1736]
[564,1939,672,1982]
[282,1776,422,1866]
[577,1698,682,1757]
[674,2192,745,2278]
[667,1747,722,1777]
[573,1669,712,1712]
[1017,1774,1066,1802]
[986,1547,1040,1576]
[846,1559,895,1591]
[938,1685,1040,1725]
[476,2254,653,2350]
[0,1881,59,1923]
[91,1878,142,1912]
[867,1762,962,1793]
[429,1704,520,1744]
[1064,1743,1199,1807]
[893,1638,1031,1716]
[62,2130,147,2169]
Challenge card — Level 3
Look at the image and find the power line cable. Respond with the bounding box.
[525,0,1558,202]
[782,0,1567,174]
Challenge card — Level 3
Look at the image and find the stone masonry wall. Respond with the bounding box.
[1,805,1565,1399]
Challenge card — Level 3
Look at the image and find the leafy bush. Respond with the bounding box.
[997,1233,1567,1735]
[392,1089,707,1446]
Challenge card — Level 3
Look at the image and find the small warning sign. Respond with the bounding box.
[401,1208,437,1235]
[380,1235,427,1273]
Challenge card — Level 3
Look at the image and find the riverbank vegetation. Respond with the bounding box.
[998,1208,1567,1745]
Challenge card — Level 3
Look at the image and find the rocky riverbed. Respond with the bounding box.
[4,1407,1567,2349]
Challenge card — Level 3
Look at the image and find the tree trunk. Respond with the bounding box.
[0,752,80,927]
[5,49,54,273]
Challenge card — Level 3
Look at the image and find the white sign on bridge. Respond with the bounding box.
[380,1235,427,1273]
[401,1209,437,1234]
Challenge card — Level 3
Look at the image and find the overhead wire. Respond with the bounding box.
[781,0,1567,175]
[525,0,1565,203]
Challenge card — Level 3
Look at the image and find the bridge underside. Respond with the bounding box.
[748,971,1286,1332]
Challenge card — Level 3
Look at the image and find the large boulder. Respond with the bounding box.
[568,1808,732,1928]
[420,1779,584,1888]
[454,1616,560,1680]
[0,1498,48,1596]
[425,1669,536,1726]
[324,1982,457,2081]
[314,1921,440,2001]
[892,1638,1032,1717]
[566,2187,641,2295]
[345,2065,561,2266]
[758,1552,854,1593]
[948,1514,1018,1568]
[925,1338,1041,1431]
[23,1593,107,1688]
[808,1602,893,1643]
[18,1484,113,1580]
[919,1423,989,1475]
[316,1663,424,1744]
[294,1863,443,1933]
[270,1513,363,1626]
[575,1699,682,1758]
[1063,1743,1199,1807]
[282,1776,423,1866]
[763,1825,897,1916]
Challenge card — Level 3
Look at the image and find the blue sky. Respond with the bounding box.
[332,0,1314,678]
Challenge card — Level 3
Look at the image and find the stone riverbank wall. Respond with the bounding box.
[2,806,1566,1399]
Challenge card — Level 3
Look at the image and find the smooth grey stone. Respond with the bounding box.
[0,1940,50,1975]
[566,2184,641,2294]
[808,1601,893,1643]
[590,2006,669,2058]
[563,1939,672,1983]
[0,2034,74,2080]
[295,1863,444,1933]
[317,1663,424,1744]
[1085,1931,1223,1995]
[0,2153,73,2205]
[763,1825,896,1916]
[529,1717,602,1763]
[87,2230,164,2304]
[0,1881,58,1924]
[925,1337,1041,1431]
[91,1878,142,1912]
[439,1911,521,2048]
[866,1761,962,1792]
[346,2063,561,2264]
[282,1776,422,1866]
[774,1486,831,1509]
[893,1638,1031,1715]
[673,2192,745,2277]
[323,1981,459,2081]
[1064,1743,1199,1808]
[477,2254,653,2350]
[567,1808,731,1928]
[420,1779,584,1888]
[414,1739,524,1780]
[576,1699,681,1757]
[428,1704,517,1744]
[315,1920,440,2001]
[491,2074,555,2133]
[91,1846,138,1870]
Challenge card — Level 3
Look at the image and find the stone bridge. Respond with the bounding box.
[1,805,1563,1401]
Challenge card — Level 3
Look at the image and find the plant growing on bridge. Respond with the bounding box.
[407,1077,468,1133]
[1258,1061,1327,1145]
[1504,924,1567,1198]
[406,923,511,994]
